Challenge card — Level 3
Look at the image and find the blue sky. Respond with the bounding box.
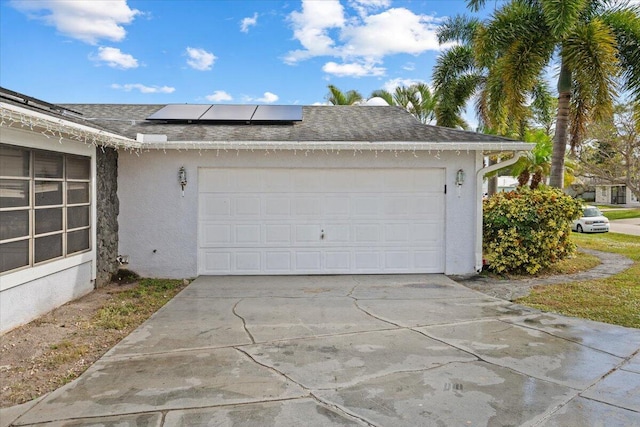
[0,0,499,107]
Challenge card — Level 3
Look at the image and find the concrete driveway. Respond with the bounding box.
[4,275,640,426]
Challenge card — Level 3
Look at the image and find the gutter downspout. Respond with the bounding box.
[475,151,528,273]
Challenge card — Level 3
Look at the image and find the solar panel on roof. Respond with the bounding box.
[147,104,212,121]
[199,105,258,121]
[252,105,303,122]
[145,104,303,123]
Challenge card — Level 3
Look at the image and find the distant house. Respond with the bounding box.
[595,184,640,207]
[0,88,533,333]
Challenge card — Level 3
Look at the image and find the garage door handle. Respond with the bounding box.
[321,230,325,240]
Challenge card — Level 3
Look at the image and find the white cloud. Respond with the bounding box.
[402,62,415,71]
[111,83,174,94]
[341,8,441,57]
[11,0,139,44]
[240,12,258,33]
[322,61,385,77]
[256,92,279,103]
[186,47,216,71]
[206,90,233,102]
[91,46,138,69]
[285,0,345,63]
[348,0,391,17]
[285,1,443,69]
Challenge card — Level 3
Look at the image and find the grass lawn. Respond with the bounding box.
[517,232,640,328]
[603,209,640,221]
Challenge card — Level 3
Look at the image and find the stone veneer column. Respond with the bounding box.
[95,147,119,287]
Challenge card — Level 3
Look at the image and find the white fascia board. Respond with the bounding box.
[142,140,535,152]
[0,102,140,150]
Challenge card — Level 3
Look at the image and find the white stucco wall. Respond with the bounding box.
[1,262,94,333]
[0,127,97,334]
[118,148,480,277]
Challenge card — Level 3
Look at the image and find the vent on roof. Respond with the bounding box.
[146,104,302,124]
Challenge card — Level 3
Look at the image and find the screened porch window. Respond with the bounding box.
[0,144,91,274]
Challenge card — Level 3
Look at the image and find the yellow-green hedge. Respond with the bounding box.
[483,187,583,275]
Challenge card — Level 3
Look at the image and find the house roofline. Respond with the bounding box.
[140,140,534,152]
[1,103,140,150]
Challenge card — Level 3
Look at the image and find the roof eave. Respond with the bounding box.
[141,140,534,152]
[0,102,140,150]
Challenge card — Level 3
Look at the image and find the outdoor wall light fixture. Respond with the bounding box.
[455,169,465,186]
[179,166,187,197]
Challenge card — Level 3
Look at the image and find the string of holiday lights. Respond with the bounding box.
[2,103,532,158]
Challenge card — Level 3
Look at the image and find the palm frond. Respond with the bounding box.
[601,6,640,102]
[541,0,589,38]
[564,18,620,123]
[370,90,394,106]
[437,15,480,44]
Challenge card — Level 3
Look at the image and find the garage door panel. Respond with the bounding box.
[201,224,232,246]
[355,252,381,269]
[201,251,231,273]
[265,224,291,243]
[384,224,410,243]
[265,252,291,271]
[296,251,322,270]
[353,197,379,216]
[325,251,351,270]
[385,251,411,269]
[199,169,231,192]
[198,167,445,275]
[414,250,443,270]
[235,225,261,244]
[265,198,291,216]
[355,224,380,242]
[236,252,261,271]
[324,196,350,215]
[264,170,292,191]
[326,224,350,242]
[235,198,261,216]
[412,223,443,243]
[294,197,322,215]
[200,195,231,218]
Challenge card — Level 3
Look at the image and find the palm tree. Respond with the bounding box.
[371,83,437,124]
[432,15,485,129]
[467,0,640,188]
[511,130,553,189]
[326,85,363,105]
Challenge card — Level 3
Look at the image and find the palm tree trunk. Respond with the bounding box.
[550,62,572,188]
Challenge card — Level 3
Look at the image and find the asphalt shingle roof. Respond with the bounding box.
[58,104,517,144]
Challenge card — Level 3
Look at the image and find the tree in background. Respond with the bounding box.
[370,83,436,124]
[326,85,363,105]
[468,0,640,189]
[577,103,640,201]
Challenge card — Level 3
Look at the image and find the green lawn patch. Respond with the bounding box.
[94,278,185,330]
[517,233,640,328]
[603,209,640,221]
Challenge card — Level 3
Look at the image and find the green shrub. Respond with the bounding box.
[483,187,583,275]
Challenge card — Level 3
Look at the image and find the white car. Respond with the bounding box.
[572,206,610,233]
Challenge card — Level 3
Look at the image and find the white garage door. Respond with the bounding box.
[198,168,445,275]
